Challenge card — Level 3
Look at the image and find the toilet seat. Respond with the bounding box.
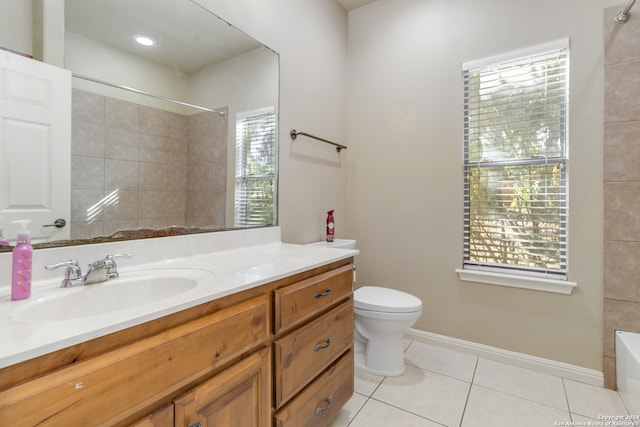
[354,286,422,313]
[354,306,421,321]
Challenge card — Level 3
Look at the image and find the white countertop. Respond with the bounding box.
[0,227,358,369]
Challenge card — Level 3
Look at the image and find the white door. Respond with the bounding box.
[0,49,71,243]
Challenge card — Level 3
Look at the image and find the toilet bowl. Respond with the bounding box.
[354,286,422,376]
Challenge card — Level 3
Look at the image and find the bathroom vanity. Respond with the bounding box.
[0,228,357,426]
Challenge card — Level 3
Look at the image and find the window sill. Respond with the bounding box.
[455,269,577,295]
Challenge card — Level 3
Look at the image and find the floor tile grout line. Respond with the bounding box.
[561,377,575,422]
[361,339,473,427]
[403,360,477,384]
[345,393,369,427]
[367,396,448,426]
[471,356,577,413]
[351,339,450,426]
[350,369,386,425]
[458,355,480,427]
[472,382,575,415]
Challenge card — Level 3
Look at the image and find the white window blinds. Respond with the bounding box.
[235,107,277,227]
[462,39,569,278]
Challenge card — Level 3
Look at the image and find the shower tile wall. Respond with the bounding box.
[186,109,228,227]
[603,6,640,389]
[71,89,227,239]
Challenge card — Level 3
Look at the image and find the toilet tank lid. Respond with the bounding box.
[354,286,422,313]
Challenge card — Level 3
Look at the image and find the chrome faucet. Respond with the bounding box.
[104,253,132,279]
[45,254,132,287]
[83,259,109,285]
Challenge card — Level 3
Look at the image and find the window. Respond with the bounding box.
[461,39,569,283]
[235,107,277,227]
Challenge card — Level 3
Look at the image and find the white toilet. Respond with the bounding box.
[354,286,422,376]
[305,239,421,376]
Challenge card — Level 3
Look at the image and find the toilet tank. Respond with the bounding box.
[307,239,356,249]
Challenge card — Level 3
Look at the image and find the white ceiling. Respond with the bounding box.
[65,0,262,74]
[64,0,377,74]
[337,0,377,11]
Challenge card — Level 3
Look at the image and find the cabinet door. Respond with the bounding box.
[174,348,270,427]
[131,404,174,427]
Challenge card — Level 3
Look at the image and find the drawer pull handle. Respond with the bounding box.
[315,395,333,415]
[188,422,202,427]
[315,288,332,298]
[314,337,332,351]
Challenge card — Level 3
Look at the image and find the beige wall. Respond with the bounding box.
[347,0,623,372]
[603,5,640,388]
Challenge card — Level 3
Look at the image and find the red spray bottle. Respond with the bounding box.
[326,210,335,242]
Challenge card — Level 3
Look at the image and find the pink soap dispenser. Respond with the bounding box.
[0,217,10,246]
[11,219,32,300]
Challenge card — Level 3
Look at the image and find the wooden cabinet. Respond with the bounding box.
[274,301,353,407]
[273,263,353,334]
[273,263,354,425]
[174,348,270,427]
[130,349,270,427]
[0,258,354,427]
[0,295,269,426]
[274,351,354,427]
[131,405,174,427]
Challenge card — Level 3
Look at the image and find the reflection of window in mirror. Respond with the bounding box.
[234,107,277,227]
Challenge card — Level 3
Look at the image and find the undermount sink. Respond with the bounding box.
[11,269,212,323]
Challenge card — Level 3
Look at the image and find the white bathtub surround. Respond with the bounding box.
[617,331,640,420]
[0,226,359,368]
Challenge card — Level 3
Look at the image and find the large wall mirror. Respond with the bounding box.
[1,0,279,250]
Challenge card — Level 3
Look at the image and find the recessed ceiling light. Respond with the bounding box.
[135,35,155,47]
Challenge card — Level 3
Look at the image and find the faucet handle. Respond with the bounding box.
[44,259,82,287]
[104,253,132,279]
[106,253,133,260]
[45,259,81,276]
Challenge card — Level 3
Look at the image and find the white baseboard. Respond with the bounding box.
[404,328,604,387]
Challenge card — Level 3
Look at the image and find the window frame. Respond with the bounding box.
[457,39,576,294]
[234,106,277,228]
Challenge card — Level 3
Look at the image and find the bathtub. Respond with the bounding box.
[617,331,640,419]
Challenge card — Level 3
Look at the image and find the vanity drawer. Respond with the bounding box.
[0,295,268,427]
[274,263,353,334]
[274,349,354,427]
[274,300,353,408]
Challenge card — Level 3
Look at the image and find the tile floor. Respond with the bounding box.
[331,340,632,427]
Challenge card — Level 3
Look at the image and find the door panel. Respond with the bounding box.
[0,49,71,243]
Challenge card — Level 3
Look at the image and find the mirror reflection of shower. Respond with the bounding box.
[86,190,120,224]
